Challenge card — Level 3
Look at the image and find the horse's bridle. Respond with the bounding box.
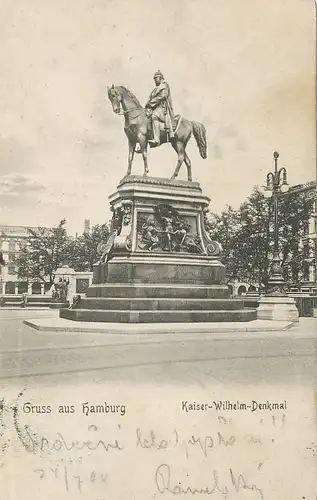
[116,106,145,119]
[110,91,145,118]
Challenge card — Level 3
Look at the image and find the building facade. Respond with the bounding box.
[291,181,317,290]
[0,223,94,296]
[0,225,47,295]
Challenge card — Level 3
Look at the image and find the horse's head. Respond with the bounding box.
[107,85,121,114]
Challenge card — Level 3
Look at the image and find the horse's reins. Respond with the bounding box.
[114,104,147,154]
[117,106,145,119]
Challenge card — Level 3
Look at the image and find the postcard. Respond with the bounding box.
[0,0,316,499]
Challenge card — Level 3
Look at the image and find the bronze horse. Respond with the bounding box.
[107,85,207,181]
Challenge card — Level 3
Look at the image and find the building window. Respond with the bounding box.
[303,243,309,259]
[238,285,247,296]
[32,282,41,294]
[8,265,16,275]
[18,282,28,294]
[303,262,309,282]
[8,241,15,252]
[5,282,15,294]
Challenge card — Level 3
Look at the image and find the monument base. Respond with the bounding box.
[257,296,299,322]
[60,175,256,324]
[60,282,256,323]
[93,253,225,285]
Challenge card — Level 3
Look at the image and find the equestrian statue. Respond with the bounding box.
[107,71,207,181]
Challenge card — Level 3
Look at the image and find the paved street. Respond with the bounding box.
[0,309,316,500]
[0,309,316,388]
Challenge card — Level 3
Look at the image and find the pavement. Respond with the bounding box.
[23,316,296,333]
[0,309,316,500]
[0,309,315,387]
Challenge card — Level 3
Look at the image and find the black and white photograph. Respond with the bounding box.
[0,1,316,498]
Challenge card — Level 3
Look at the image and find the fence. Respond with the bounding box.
[292,296,317,317]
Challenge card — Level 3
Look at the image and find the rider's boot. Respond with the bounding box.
[148,117,160,147]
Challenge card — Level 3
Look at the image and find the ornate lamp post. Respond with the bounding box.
[263,151,289,294]
[257,151,299,322]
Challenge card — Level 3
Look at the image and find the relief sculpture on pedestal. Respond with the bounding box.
[137,204,203,254]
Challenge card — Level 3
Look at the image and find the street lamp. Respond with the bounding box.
[263,151,289,295]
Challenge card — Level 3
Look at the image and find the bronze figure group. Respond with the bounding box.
[107,71,207,181]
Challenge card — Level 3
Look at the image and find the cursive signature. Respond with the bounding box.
[155,463,263,498]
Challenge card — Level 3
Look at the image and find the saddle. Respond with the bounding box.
[147,114,181,141]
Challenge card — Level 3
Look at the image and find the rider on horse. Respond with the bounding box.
[145,70,175,147]
[107,77,207,180]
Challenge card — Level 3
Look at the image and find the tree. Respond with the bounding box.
[278,190,308,285]
[206,187,308,288]
[234,188,272,286]
[205,205,242,281]
[68,223,111,271]
[15,219,73,287]
[206,191,272,285]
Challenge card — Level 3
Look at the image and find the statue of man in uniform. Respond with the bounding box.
[145,70,175,147]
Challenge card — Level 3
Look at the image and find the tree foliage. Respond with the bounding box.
[206,187,309,287]
[68,223,110,271]
[15,219,72,285]
[15,220,111,284]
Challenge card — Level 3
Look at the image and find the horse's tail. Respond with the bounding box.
[191,121,207,159]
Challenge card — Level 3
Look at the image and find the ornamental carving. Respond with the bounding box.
[205,241,222,256]
[110,207,123,234]
[137,204,203,254]
[96,230,117,264]
[122,200,133,226]
[125,235,132,251]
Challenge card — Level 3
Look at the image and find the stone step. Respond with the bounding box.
[27,297,52,302]
[60,308,257,323]
[1,302,24,307]
[87,284,230,299]
[49,301,70,309]
[0,302,50,307]
[25,302,51,307]
[1,298,21,303]
[1,296,52,304]
[80,297,244,311]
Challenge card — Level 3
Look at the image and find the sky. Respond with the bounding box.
[0,0,316,234]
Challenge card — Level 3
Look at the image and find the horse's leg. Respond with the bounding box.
[139,136,149,176]
[127,140,136,176]
[143,152,149,176]
[184,152,192,182]
[170,140,185,180]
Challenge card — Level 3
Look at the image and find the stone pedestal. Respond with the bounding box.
[53,265,76,308]
[257,296,299,322]
[60,175,256,323]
